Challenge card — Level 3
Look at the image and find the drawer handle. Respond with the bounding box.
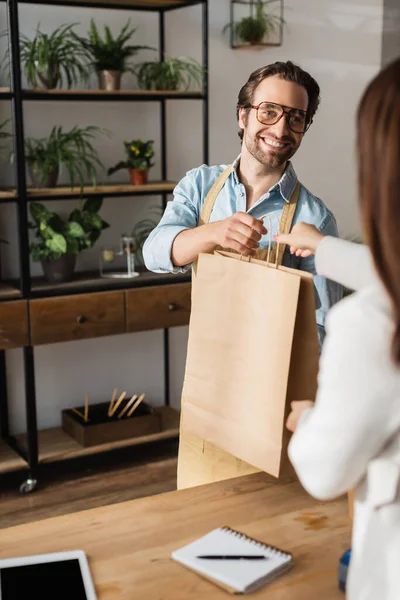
[168,303,178,312]
[76,315,87,324]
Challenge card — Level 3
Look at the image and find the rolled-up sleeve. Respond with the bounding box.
[143,170,200,273]
[300,213,343,346]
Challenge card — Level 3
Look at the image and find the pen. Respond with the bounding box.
[197,555,268,560]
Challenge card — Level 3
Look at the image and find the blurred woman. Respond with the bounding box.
[276,57,400,600]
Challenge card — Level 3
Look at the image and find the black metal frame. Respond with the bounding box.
[0,0,209,482]
[229,0,284,49]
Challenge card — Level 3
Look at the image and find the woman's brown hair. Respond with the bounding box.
[357,57,400,364]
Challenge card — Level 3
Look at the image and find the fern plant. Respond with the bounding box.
[135,56,204,91]
[223,0,284,45]
[12,125,107,189]
[74,19,152,73]
[18,23,90,89]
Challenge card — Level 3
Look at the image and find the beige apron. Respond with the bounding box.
[177,166,300,489]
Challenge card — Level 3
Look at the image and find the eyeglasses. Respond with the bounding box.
[249,102,312,134]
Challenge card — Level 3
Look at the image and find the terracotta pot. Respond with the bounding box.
[97,70,122,91]
[129,168,149,185]
[41,253,76,283]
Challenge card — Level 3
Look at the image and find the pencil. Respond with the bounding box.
[70,407,86,420]
[109,391,127,417]
[108,387,118,417]
[126,393,146,418]
[84,393,89,422]
[117,394,138,419]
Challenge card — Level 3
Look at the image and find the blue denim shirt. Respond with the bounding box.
[143,158,342,344]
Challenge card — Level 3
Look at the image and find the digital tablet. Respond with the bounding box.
[0,549,97,600]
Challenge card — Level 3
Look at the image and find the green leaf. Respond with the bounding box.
[83,196,102,213]
[66,237,80,254]
[46,233,67,254]
[30,201,52,223]
[66,221,85,238]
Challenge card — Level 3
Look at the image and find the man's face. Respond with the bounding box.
[239,75,309,169]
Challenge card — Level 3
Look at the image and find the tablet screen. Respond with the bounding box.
[0,558,88,600]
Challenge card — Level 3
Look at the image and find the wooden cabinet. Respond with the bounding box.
[30,291,125,345]
[0,300,29,349]
[126,283,191,333]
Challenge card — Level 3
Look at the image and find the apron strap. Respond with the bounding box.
[198,166,232,227]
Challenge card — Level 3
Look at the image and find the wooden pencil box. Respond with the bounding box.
[62,400,161,447]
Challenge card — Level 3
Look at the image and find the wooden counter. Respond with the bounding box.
[0,472,351,599]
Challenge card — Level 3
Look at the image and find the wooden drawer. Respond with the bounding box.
[30,291,125,345]
[126,283,191,333]
[0,300,29,349]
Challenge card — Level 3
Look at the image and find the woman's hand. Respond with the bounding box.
[286,400,314,432]
[275,222,324,258]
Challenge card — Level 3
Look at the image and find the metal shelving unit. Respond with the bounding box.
[0,0,208,491]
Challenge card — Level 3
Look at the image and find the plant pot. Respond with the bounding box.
[28,164,59,189]
[129,168,149,185]
[97,70,122,91]
[34,62,60,90]
[41,253,76,283]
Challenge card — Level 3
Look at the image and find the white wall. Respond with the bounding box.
[0,0,384,433]
[382,0,400,65]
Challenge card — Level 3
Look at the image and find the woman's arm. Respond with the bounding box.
[276,223,377,292]
[316,236,376,292]
[288,296,399,500]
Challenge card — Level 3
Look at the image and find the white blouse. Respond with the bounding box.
[289,237,400,600]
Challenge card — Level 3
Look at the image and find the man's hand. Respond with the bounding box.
[286,400,314,433]
[212,212,268,257]
[275,222,324,258]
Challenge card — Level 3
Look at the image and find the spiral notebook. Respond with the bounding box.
[171,526,293,594]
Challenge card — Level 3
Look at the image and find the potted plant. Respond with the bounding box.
[134,55,204,91]
[131,205,162,266]
[29,198,109,283]
[12,124,106,189]
[17,23,89,89]
[107,139,154,185]
[73,19,153,91]
[223,0,284,46]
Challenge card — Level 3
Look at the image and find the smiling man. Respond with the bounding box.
[144,61,342,344]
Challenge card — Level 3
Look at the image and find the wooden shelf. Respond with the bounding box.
[232,42,281,49]
[0,441,27,474]
[27,181,176,200]
[0,87,12,99]
[15,0,203,10]
[0,190,17,202]
[30,268,190,297]
[0,283,22,301]
[13,406,180,464]
[23,89,204,101]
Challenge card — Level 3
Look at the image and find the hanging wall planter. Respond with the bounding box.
[224,0,284,49]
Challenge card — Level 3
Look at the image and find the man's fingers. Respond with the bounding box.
[235,212,267,236]
[232,222,263,243]
[230,233,259,250]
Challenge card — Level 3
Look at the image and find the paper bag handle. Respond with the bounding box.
[239,213,280,268]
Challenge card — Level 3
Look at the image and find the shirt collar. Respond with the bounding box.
[231,155,298,204]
